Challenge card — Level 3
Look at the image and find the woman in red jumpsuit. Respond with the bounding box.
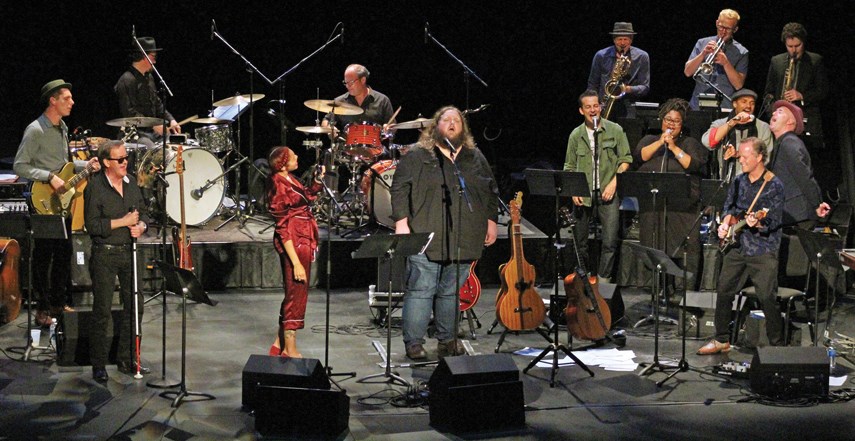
[267,146,323,357]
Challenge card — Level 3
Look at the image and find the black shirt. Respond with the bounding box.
[390,145,499,262]
[323,88,394,128]
[115,68,174,122]
[84,171,148,246]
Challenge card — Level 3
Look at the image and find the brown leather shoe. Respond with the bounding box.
[406,344,428,360]
[697,340,731,355]
[437,339,467,358]
[35,310,52,327]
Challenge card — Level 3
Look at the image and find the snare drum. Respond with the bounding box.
[137,145,225,226]
[360,160,396,228]
[196,125,234,153]
[344,122,383,160]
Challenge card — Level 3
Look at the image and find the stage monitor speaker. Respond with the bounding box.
[750,346,829,398]
[70,232,92,291]
[429,353,525,432]
[242,355,348,437]
[57,307,122,367]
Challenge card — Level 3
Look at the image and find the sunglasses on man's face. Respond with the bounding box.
[107,156,129,164]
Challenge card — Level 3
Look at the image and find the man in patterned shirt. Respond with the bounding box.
[697,137,784,354]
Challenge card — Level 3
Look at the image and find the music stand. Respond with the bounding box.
[520,169,595,386]
[156,262,216,408]
[0,214,66,361]
[352,233,433,387]
[794,228,843,346]
[618,172,693,327]
[627,242,693,385]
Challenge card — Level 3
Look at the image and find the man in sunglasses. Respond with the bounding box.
[83,140,150,383]
[14,79,101,327]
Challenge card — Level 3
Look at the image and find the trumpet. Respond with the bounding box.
[695,38,725,77]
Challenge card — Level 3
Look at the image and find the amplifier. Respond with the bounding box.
[749,347,829,398]
[0,199,28,213]
[0,182,28,199]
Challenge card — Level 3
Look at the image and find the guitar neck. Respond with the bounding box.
[64,163,93,189]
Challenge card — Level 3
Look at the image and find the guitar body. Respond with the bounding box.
[563,272,611,341]
[719,208,768,254]
[495,193,546,331]
[0,238,22,324]
[174,146,194,271]
[459,260,481,312]
[30,162,93,218]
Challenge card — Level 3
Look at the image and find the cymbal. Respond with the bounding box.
[296,125,333,134]
[191,117,232,124]
[106,116,163,128]
[392,117,431,130]
[212,94,265,107]
[303,99,364,116]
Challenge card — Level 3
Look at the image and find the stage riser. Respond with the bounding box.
[130,236,552,291]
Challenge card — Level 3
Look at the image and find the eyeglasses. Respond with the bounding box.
[342,78,360,87]
[716,22,734,32]
[107,156,129,164]
[663,117,683,125]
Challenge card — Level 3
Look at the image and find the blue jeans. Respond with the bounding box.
[402,254,470,348]
[570,197,620,278]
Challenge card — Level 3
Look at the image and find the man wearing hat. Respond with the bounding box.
[114,37,180,148]
[766,100,826,228]
[702,88,773,182]
[587,22,650,119]
[14,80,101,326]
[684,9,748,110]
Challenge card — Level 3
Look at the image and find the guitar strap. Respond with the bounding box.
[746,169,775,213]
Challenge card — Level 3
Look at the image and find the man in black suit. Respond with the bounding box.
[763,23,828,149]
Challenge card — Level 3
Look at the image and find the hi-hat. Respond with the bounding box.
[296,126,333,134]
[212,94,265,107]
[106,116,163,128]
[303,99,364,115]
[392,117,431,130]
[191,117,232,124]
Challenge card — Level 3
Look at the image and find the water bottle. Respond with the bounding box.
[828,347,837,374]
[49,318,57,349]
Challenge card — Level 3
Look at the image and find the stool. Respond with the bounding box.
[732,285,806,345]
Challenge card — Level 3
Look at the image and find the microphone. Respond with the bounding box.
[425,22,428,44]
[129,205,136,213]
[341,24,344,45]
[132,25,136,38]
[443,137,457,155]
[191,188,204,200]
[211,19,215,41]
[592,116,600,132]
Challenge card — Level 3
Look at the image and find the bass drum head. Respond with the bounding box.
[361,160,396,229]
[163,147,225,226]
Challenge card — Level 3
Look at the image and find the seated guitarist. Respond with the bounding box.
[13,79,100,326]
[698,137,784,355]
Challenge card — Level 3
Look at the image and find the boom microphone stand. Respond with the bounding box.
[131,27,179,390]
[425,22,488,112]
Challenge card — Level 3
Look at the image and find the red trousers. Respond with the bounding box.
[278,244,314,331]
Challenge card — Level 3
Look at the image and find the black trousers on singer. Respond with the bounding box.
[89,245,141,368]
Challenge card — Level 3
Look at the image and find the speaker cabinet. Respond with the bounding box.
[429,354,525,432]
[242,355,349,437]
[57,307,123,367]
[750,346,829,398]
[70,233,92,291]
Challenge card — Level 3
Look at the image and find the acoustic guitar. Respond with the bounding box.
[0,238,21,325]
[562,207,611,341]
[495,192,546,331]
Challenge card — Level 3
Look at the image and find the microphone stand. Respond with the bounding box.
[131,27,179,390]
[448,143,473,354]
[426,25,488,111]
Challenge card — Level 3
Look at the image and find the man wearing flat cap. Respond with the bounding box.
[766,100,827,228]
[114,37,180,148]
[14,80,101,326]
[587,22,650,119]
[702,88,773,182]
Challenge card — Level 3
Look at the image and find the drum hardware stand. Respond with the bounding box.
[131,29,180,389]
[354,233,435,387]
[340,161,385,238]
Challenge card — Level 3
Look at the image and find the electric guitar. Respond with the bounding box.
[458,260,481,312]
[172,145,194,270]
[30,161,96,216]
[719,208,769,254]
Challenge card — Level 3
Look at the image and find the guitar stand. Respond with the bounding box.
[458,309,481,340]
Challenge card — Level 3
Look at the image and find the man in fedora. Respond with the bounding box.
[587,22,650,119]
[14,80,101,326]
[114,37,181,148]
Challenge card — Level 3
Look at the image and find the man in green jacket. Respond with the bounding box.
[563,89,632,281]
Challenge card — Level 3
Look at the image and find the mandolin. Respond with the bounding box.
[562,207,611,341]
[496,192,546,331]
[458,260,481,312]
[172,145,194,270]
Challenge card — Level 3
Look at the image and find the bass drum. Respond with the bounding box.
[360,160,396,228]
[137,146,225,226]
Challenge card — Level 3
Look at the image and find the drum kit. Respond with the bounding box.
[296,99,425,232]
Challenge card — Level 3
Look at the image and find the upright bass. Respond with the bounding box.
[496,193,546,330]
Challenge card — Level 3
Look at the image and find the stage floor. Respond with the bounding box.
[2,283,855,440]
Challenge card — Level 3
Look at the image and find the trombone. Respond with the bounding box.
[694,38,725,78]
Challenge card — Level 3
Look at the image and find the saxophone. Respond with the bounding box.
[602,54,631,120]
[780,56,796,100]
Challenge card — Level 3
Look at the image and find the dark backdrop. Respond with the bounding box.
[2,1,852,232]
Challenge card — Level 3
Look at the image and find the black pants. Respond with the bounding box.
[713,250,784,346]
[89,246,140,368]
